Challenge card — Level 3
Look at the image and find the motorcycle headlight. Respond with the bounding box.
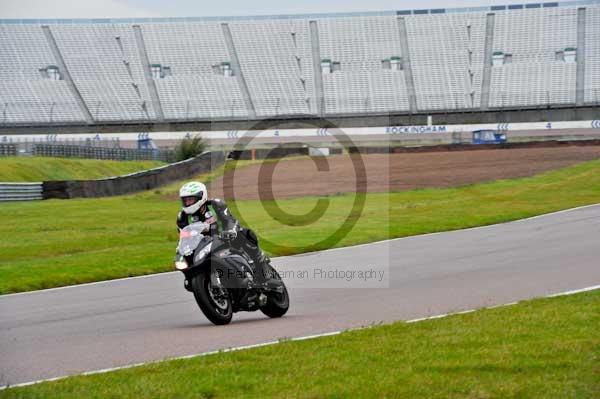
[175,254,188,270]
[175,260,188,270]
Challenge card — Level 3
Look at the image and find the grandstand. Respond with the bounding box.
[0,0,599,127]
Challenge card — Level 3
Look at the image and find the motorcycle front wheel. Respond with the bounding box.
[191,271,233,325]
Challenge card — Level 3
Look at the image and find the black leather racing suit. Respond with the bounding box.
[176,198,270,282]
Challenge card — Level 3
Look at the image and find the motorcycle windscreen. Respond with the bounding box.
[177,222,209,256]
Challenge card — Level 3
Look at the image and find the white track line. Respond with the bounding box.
[2,203,599,299]
[486,301,518,309]
[1,283,598,391]
[0,271,179,298]
[547,284,600,297]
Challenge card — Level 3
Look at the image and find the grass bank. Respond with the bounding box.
[1,289,597,398]
[0,157,165,182]
[1,160,600,294]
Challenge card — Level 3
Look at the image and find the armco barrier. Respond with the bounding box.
[43,151,225,199]
[0,183,43,201]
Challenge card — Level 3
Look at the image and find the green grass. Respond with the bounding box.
[0,157,165,182]
[1,289,598,398]
[1,159,600,294]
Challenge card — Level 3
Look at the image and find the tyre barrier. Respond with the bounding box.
[0,183,43,202]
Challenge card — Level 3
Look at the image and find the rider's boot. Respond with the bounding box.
[245,244,277,286]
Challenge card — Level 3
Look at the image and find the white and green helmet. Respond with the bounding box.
[179,181,208,215]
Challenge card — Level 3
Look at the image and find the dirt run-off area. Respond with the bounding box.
[208,146,600,201]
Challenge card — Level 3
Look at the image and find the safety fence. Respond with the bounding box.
[0,144,17,156]
[32,144,176,162]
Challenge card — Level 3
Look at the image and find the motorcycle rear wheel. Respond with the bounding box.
[260,265,289,318]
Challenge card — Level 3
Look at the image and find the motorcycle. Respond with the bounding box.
[175,222,289,325]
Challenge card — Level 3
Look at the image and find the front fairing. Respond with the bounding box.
[190,236,214,267]
[177,222,208,256]
[176,222,219,270]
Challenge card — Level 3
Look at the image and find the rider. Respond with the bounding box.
[177,181,273,284]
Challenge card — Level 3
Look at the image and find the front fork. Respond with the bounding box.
[183,278,192,292]
[182,267,224,294]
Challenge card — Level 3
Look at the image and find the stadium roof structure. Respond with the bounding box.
[0,0,598,24]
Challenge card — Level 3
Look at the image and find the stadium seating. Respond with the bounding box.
[141,22,248,119]
[0,25,84,123]
[0,1,598,125]
[585,7,600,104]
[489,7,578,107]
[404,12,487,110]
[318,16,410,113]
[50,24,157,121]
[229,20,315,116]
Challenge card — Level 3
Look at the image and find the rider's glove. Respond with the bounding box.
[220,229,237,241]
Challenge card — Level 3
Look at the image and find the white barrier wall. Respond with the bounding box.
[3,120,600,143]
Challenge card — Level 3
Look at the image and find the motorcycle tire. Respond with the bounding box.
[191,271,233,325]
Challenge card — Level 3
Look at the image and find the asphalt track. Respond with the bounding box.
[1,204,600,387]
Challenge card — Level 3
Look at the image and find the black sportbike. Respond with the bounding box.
[175,222,289,325]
